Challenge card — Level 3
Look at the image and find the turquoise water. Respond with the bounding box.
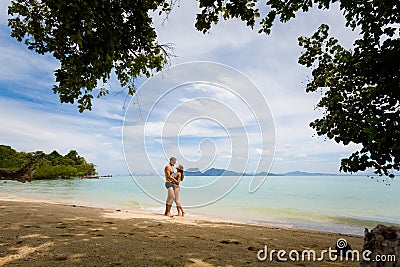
[1,175,399,235]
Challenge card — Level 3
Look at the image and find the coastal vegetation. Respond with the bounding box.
[0,145,96,181]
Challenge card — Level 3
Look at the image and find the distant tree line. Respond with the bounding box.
[0,145,96,180]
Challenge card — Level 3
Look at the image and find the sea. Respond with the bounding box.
[1,175,399,236]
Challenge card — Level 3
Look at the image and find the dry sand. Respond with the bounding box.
[0,200,363,266]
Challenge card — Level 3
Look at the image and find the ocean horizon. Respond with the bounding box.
[1,175,399,236]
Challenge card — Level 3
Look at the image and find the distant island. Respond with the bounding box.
[132,168,346,177]
[184,168,343,176]
[0,145,97,182]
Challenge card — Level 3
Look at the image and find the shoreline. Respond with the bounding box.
[2,175,399,238]
[0,196,241,225]
[0,199,365,266]
[0,196,368,236]
[0,195,385,237]
[0,197,349,234]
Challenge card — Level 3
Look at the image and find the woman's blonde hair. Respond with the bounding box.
[177,164,184,181]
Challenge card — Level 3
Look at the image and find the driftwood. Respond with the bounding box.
[0,153,44,183]
[360,224,399,267]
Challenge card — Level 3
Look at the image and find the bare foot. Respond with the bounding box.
[165,212,173,217]
[181,210,185,217]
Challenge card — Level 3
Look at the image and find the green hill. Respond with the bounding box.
[0,145,96,180]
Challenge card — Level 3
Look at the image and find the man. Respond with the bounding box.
[164,156,178,216]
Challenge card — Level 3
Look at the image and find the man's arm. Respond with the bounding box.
[164,165,170,180]
[170,171,179,184]
[165,165,178,183]
[169,168,179,184]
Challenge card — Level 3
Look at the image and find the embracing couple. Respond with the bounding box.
[164,156,185,217]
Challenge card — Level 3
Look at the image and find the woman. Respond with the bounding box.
[174,164,185,216]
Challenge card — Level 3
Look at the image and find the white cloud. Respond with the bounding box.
[0,1,11,25]
[0,97,127,175]
[153,1,260,61]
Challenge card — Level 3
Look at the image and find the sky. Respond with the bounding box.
[0,1,367,175]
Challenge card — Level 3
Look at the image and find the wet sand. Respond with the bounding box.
[0,200,363,266]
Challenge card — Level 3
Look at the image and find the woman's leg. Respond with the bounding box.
[174,186,185,216]
[174,187,181,216]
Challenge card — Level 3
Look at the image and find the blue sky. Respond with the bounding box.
[0,1,367,175]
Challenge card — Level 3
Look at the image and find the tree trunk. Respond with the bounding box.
[0,154,44,183]
[360,224,399,267]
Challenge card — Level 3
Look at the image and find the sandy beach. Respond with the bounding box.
[0,199,364,266]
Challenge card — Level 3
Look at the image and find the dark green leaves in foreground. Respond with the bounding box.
[298,24,400,178]
[8,0,170,112]
[196,0,400,177]
[0,145,96,179]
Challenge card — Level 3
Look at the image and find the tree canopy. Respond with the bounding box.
[196,0,400,177]
[0,145,96,180]
[6,0,400,177]
[8,0,172,112]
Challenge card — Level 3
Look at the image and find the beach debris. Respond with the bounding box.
[248,246,258,251]
[54,255,68,261]
[220,239,240,245]
[0,152,44,183]
[359,224,399,267]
